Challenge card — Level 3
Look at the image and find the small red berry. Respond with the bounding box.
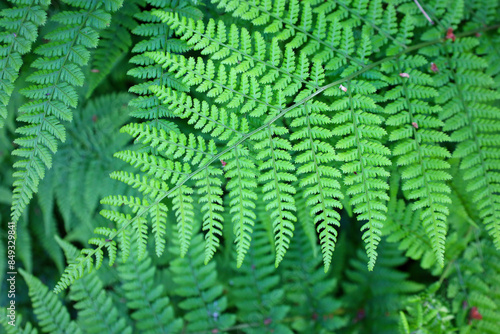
[431,63,438,73]
[412,122,418,129]
[221,160,227,167]
[446,28,456,42]
[470,306,483,320]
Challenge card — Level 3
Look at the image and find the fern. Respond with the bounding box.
[19,269,82,334]
[170,232,236,333]
[0,0,49,128]
[10,0,123,224]
[419,0,500,249]
[230,220,291,334]
[56,237,132,334]
[118,235,182,334]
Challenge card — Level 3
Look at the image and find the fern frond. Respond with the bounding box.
[231,220,291,334]
[170,233,236,333]
[118,238,182,334]
[383,54,452,266]
[10,0,122,224]
[20,268,82,334]
[0,308,38,334]
[54,227,118,293]
[420,17,500,249]
[128,0,201,130]
[252,121,297,267]
[329,76,390,270]
[54,237,132,334]
[0,0,49,128]
[86,0,140,97]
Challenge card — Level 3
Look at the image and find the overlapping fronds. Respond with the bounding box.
[10,0,123,224]
[0,0,49,128]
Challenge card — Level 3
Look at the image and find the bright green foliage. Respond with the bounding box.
[118,237,182,334]
[10,0,123,224]
[128,0,201,130]
[1,0,500,333]
[383,53,452,266]
[170,233,236,333]
[0,0,49,128]
[56,237,133,334]
[19,269,82,334]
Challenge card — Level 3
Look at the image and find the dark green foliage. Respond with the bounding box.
[1,0,500,333]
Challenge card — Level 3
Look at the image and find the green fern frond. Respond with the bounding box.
[231,221,291,334]
[128,0,201,130]
[118,237,182,334]
[329,77,390,270]
[54,237,132,334]
[54,226,118,293]
[282,225,347,332]
[170,233,236,333]
[20,268,82,334]
[382,54,452,267]
[10,0,123,224]
[0,308,38,334]
[420,11,500,249]
[289,99,342,272]
[0,0,50,128]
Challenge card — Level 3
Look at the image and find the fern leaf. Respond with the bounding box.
[252,122,297,267]
[329,77,391,270]
[0,0,49,128]
[170,233,236,333]
[383,54,452,266]
[128,0,201,130]
[20,269,82,334]
[10,0,123,224]
[118,237,182,334]
[420,19,500,249]
[289,93,343,272]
